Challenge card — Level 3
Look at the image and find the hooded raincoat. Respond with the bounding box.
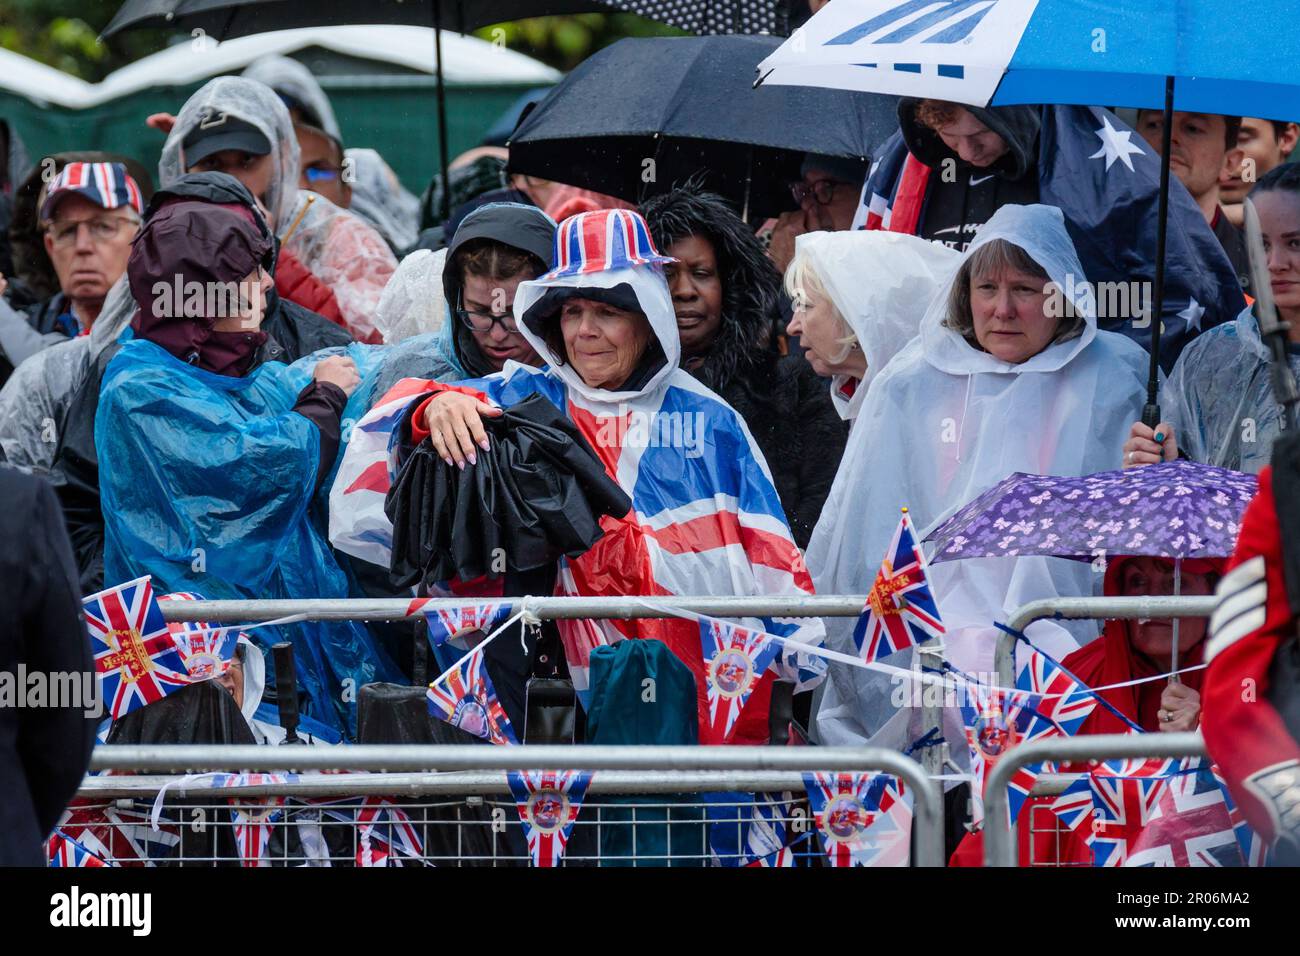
[332,209,825,742]
[95,202,399,737]
[793,230,960,422]
[812,204,1151,753]
[1163,307,1299,474]
[158,77,396,342]
[345,147,421,253]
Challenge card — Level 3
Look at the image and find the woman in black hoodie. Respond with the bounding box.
[642,186,847,547]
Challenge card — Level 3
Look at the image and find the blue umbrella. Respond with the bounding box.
[758,0,1299,426]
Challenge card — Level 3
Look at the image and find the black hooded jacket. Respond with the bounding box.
[441,201,556,379]
[897,99,1041,251]
[641,187,847,547]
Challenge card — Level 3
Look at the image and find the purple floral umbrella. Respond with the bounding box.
[925,460,1257,563]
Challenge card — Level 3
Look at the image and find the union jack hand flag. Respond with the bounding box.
[853,509,945,662]
[48,830,110,868]
[407,600,513,648]
[698,617,781,743]
[84,576,193,719]
[1125,761,1257,867]
[57,800,181,866]
[507,770,593,867]
[802,772,912,867]
[1051,761,1176,867]
[426,647,518,745]
[157,592,238,681]
[205,773,298,867]
[959,677,1046,828]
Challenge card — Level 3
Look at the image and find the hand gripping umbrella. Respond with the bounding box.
[758,0,1300,426]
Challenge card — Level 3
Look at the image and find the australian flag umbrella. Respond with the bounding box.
[758,0,1294,421]
[509,35,900,219]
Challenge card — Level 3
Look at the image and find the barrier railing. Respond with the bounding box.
[82,745,943,867]
[995,596,1218,685]
[982,732,1206,867]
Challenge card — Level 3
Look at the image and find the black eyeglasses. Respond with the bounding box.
[791,180,845,206]
[454,291,519,333]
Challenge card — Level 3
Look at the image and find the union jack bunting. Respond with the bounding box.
[426,647,518,745]
[853,509,945,662]
[48,830,110,868]
[1051,764,1175,867]
[157,592,238,681]
[745,845,796,868]
[408,600,513,648]
[84,576,193,719]
[802,772,912,867]
[506,770,593,867]
[1014,649,1100,740]
[57,801,181,866]
[959,678,1043,828]
[356,797,425,867]
[207,773,298,868]
[698,616,781,743]
[547,209,675,278]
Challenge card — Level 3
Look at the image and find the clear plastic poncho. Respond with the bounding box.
[241,54,341,142]
[345,147,420,253]
[159,77,396,342]
[810,204,1152,753]
[1163,307,1298,474]
[795,230,959,420]
[372,247,448,344]
[96,337,401,738]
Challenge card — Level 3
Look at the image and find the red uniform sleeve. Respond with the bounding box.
[1201,465,1300,846]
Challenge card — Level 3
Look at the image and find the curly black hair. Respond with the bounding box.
[640,182,783,392]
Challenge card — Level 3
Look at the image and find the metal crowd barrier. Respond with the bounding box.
[983,732,1207,867]
[995,596,1218,685]
[78,745,943,867]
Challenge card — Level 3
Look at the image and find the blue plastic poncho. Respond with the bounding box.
[97,338,401,737]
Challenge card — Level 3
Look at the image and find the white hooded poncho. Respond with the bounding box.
[812,204,1152,752]
[795,230,959,421]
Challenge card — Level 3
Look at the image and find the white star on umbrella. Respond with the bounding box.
[1089,115,1146,172]
[1178,297,1206,333]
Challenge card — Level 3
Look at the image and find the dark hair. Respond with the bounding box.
[1252,160,1300,196]
[454,237,545,287]
[1137,111,1242,151]
[640,182,783,389]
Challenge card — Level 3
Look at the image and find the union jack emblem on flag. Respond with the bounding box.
[1051,761,1175,867]
[507,770,593,867]
[408,600,513,648]
[802,772,912,867]
[853,509,945,662]
[205,773,298,867]
[547,208,675,278]
[1014,649,1099,740]
[959,678,1045,828]
[48,830,110,868]
[426,647,518,745]
[157,592,238,681]
[698,617,781,743]
[1124,761,1257,867]
[356,797,425,867]
[84,576,194,719]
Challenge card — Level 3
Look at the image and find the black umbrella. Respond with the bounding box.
[102,0,793,219]
[508,34,898,220]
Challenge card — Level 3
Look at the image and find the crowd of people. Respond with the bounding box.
[3,46,1298,867]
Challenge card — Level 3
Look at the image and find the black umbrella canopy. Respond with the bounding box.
[507,34,898,219]
[102,0,789,39]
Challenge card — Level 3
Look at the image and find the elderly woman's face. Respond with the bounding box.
[786,285,862,379]
[970,264,1058,364]
[559,297,654,390]
[1119,556,1215,657]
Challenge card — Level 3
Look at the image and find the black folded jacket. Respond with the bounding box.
[385,391,632,588]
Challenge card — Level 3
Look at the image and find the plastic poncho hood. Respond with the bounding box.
[795,229,959,419]
[160,76,301,234]
[809,203,1152,753]
[242,55,341,142]
[514,209,679,406]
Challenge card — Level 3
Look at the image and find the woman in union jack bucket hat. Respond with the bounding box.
[333,208,828,743]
